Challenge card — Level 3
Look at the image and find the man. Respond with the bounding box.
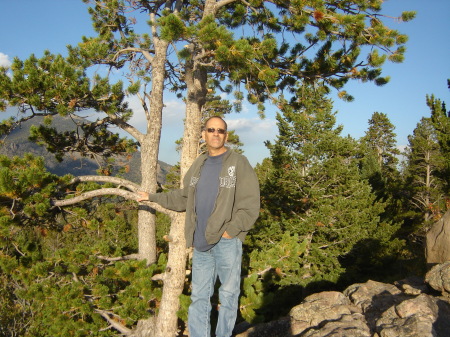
[138,116,260,337]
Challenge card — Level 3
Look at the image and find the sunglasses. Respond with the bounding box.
[206,128,227,134]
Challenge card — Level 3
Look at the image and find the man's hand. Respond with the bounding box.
[222,231,232,239]
[137,191,149,202]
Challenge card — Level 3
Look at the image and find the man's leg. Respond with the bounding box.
[188,248,216,337]
[213,237,243,337]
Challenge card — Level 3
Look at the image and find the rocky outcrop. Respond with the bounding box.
[426,210,450,265]
[425,261,450,295]
[235,264,450,337]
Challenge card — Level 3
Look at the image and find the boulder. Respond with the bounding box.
[343,280,406,328]
[289,291,363,335]
[426,210,450,265]
[425,261,450,295]
[375,294,439,337]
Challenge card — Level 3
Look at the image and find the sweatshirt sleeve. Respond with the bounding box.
[148,164,194,212]
[225,156,260,237]
[149,188,188,212]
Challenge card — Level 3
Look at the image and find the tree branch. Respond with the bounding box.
[51,187,176,217]
[96,253,140,262]
[52,188,136,206]
[113,47,154,64]
[215,0,237,10]
[107,115,144,143]
[12,242,25,257]
[151,272,167,281]
[69,175,141,192]
[95,309,132,335]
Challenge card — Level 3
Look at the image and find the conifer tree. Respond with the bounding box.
[360,112,402,221]
[397,90,450,274]
[245,85,403,322]
[0,154,167,336]
[404,118,446,224]
[0,154,67,336]
[428,90,450,193]
[362,112,400,171]
[0,1,415,335]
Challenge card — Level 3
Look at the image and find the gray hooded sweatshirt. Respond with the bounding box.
[149,149,260,247]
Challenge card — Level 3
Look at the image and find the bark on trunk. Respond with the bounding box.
[154,212,187,336]
[138,37,169,264]
[180,61,207,176]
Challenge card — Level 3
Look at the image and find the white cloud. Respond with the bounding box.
[397,145,408,152]
[0,52,12,69]
[227,117,277,165]
[126,96,185,133]
[227,117,276,142]
[163,100,185,123]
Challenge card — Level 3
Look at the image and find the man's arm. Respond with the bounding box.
[136,165,194,212]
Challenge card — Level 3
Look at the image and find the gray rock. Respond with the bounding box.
[425,261,450,295]
[289,291,362,336]
[343,280,408,330]
[375,294,438,337]
[426,210,450,265]
[394,276,429,296]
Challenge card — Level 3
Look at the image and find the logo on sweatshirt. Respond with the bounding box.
[190,177,199,187]
[220,165,236,188]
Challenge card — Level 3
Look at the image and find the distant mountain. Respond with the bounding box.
[0,115,171,184]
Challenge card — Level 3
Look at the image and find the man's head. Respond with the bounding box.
[202,116,228,156]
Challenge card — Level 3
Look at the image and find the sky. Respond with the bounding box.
[0,0,449,167]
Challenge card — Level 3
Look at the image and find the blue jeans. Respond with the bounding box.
[188,237,243,337]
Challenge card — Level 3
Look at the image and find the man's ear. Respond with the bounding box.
[201,130,206,141]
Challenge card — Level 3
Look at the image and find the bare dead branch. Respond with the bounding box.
[12,242,25,257]
[95,309,132,335]
[72,272,80,283]
[96,253,140,262]
[255,266,272,276]
[52,187,176,217]
[108,115,143,142]
[52,188,135,206]
[151,272,166,281]
[113,47,154,64]
[69,175,141,192]
[215,0,237,10]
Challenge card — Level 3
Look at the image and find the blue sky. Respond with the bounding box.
[0,0,449,167]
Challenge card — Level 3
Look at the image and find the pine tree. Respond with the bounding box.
[0,154,172,336]
[428,91,450,193]
[244,85,403,322]
[404,118,446,225]
[360,112,402,222]
[362,112,400,172]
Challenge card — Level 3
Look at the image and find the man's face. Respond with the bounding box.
[202,118,228,153]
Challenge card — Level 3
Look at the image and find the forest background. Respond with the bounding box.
[0,1,449,336]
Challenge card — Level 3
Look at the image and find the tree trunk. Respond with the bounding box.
[138,38,169,264]
[154,212,187,337]
[424,159,431,222]
[138,138,158,264]
[180,60,207,176]
[151,52,208,337]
